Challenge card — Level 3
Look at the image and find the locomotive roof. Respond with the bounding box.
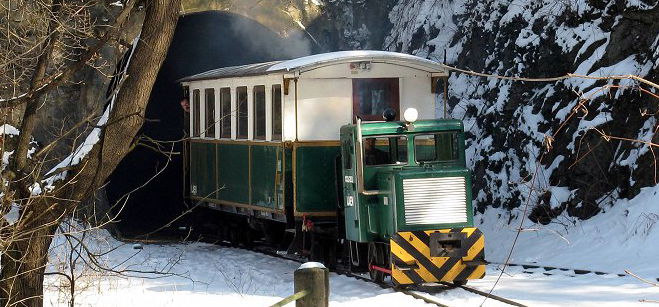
[178,50,446,82]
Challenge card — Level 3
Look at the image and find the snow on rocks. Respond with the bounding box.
[1,150,13,171]
[3,203,20,225]
[47,105,110,176]
[43,34,140,187]
[386,0,659,219]
[0,124,19,136]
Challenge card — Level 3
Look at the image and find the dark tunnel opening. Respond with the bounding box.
[106,11,311,237]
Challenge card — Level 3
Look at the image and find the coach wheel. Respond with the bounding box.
[368,243,385,283]
[241,228,254,248]
[229,228,239,246]
[325,239,337,269]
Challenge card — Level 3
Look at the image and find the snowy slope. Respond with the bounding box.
[480,183,659,277]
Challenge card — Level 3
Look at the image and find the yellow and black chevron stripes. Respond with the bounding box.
[390,227,486,285]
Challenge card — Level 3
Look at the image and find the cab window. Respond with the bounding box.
[414,132,459,163]
[363,136,407,166]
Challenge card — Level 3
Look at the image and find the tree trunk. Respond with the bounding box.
[0,0,181,306]
[0,223,57,307]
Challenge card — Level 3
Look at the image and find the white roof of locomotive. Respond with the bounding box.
[179,50,446,82]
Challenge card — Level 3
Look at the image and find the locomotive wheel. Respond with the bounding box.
[347,241,368,273]
[368,243,385,283]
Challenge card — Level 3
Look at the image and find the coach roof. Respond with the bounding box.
[178,50,446,82]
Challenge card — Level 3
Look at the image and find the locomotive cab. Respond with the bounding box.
[339,113,486,285]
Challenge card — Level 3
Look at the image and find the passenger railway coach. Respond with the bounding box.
[180,51,486,286]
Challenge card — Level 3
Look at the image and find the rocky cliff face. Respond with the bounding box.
[1,2,144,160]
[309,0,659,223]
[307,0,396,51]
[383,0,659,223]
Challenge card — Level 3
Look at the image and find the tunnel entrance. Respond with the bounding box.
[106,11,310,237]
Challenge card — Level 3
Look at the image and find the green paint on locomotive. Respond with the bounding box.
[189,119,472,230]
[340,119,475,242]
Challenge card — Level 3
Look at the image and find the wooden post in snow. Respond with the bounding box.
[294,262,329,307]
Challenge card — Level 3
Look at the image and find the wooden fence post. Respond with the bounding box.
[294,262,329,307]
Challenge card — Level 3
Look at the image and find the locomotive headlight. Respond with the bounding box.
[403,108,418,123]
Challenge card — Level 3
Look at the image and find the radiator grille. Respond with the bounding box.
[402,176,468,225]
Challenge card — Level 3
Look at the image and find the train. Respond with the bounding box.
[179,51,486,286]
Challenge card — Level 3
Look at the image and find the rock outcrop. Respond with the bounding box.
[382,0,659,223]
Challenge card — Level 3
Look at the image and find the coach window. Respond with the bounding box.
[192,89,200,137]
[237,86,248,139]
[205,88,215,138]
[272,85,282,140]
[254,85,266,140]
[352,78,399,122]
[219,88,231,138]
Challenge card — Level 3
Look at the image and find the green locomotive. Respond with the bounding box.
[180,51,485,285]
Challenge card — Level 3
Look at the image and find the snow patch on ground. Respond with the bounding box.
[43,233,436,307]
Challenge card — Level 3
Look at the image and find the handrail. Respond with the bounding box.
[269,290,309,307]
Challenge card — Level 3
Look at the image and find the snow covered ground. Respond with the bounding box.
[43,184,659,307]
[42,240,659,306]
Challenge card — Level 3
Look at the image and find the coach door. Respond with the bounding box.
[352,78,400,122]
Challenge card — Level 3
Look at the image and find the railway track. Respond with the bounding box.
[487,261,632,278]
[199,235,527,307]
[122,233,526,306]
